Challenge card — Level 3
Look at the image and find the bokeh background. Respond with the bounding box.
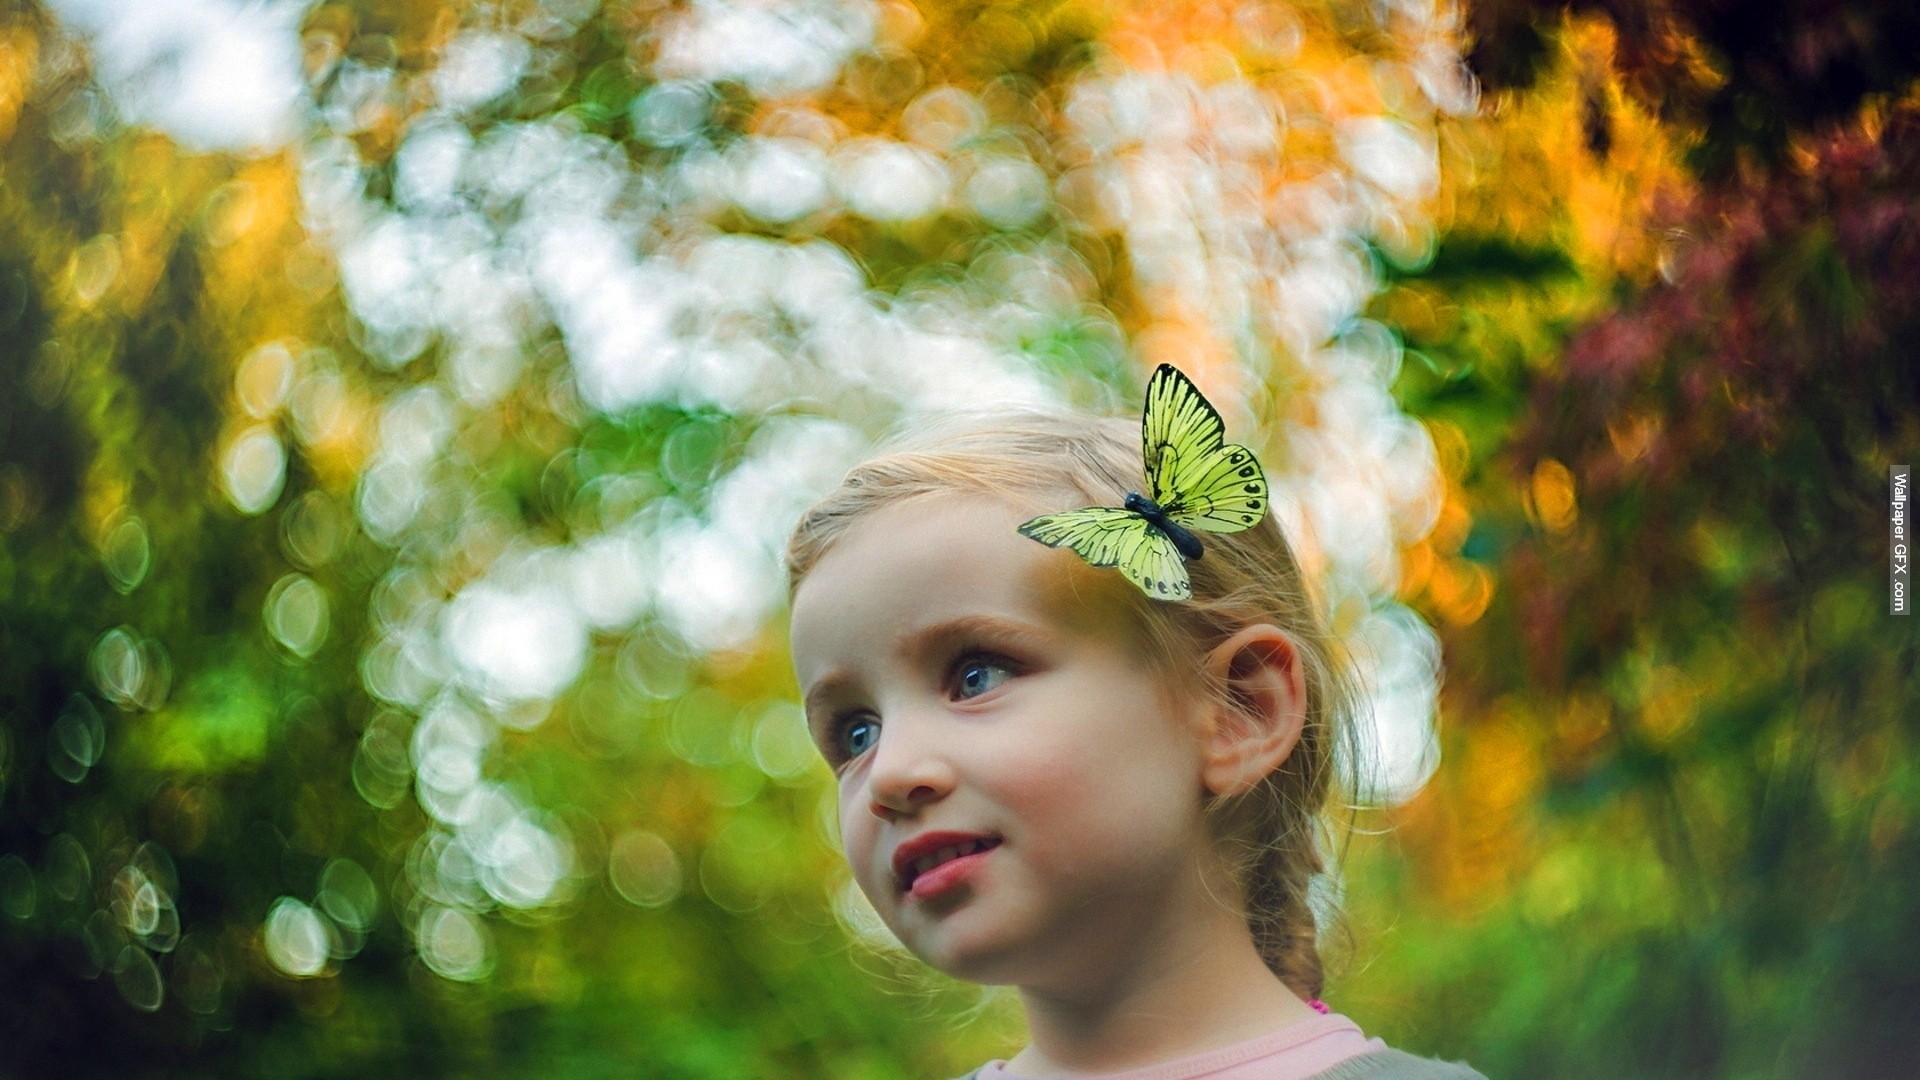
[1,0,1915,1077]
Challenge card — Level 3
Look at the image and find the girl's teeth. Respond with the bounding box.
[912,839,985,877]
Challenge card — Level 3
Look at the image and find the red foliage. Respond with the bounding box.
[1490,103,1920,691]
[1528,103,1920,495]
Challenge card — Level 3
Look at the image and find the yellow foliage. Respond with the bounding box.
[1441,13,1693,287]
[1637,664,1703,745]
[1427,555,1492,626]
[64,234,120,309]
[80,463,130,550]
[202,156,306,308]
[1398,698,1543,913]
[109,136,194,314]
[299,385,375,490]
[1551,691,1613,768]
[1397,538,1434,600]
[1605,408,1661,464]
[1528,457,1578,533]
[1429,488,1472,553]
[1425,418,1471,481]
[1417,480,1488,624]
[1377,284,1461,348]
[0,25,36,146]
[1136,311,1237,395]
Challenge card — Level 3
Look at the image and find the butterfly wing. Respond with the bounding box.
[1017,507,1192,601]
[1142,364,1225,502]
[1161,441,1269,534]
[1140,364,1269,535]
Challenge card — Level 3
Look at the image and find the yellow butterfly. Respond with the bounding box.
[1018,364,1268,601]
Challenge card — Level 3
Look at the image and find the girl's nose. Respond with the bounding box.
[864,714,955,818]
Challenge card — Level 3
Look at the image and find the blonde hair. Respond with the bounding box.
[785,407,1364,1001]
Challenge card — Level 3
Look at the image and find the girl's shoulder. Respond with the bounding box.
[949,1047,1490,1080]
[1304,1047,1491,1080]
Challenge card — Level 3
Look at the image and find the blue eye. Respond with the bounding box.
[954,658,1012,700]
[838,715,880,759]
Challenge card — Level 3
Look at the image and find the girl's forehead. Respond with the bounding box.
[795,493,1044,613]
[789,491,1154,666]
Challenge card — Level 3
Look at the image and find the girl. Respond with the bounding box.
[784,378,1487,1080]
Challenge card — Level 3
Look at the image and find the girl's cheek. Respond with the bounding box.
[1011,743,1092,793]
[835,800,870,856]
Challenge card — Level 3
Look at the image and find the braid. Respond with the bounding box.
[1246,823,1326,997]
[1217,772,1329,1000]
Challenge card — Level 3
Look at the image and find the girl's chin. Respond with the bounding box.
[902,921,1035,985]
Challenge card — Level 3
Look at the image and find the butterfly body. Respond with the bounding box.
[1122,491,1205,561]
[1019,365,1268,602]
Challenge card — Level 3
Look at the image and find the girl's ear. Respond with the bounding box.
[1196,624,1307,798]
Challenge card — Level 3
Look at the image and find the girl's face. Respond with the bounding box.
[789,493,1225,988]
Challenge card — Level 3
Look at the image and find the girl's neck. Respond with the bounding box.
[1002,874,1320,1077]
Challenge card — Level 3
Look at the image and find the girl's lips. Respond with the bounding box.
[905,844,994,901]
[892,831,1001,887]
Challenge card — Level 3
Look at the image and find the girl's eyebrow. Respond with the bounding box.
[898,613,1054,664]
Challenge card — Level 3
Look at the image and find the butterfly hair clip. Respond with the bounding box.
[1018,364,1268,601]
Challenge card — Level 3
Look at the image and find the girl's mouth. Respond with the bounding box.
[902,837,1000,900]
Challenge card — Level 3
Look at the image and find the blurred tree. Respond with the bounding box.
[1466,0,1920,178]
[1356,1,1919,1077]
[0,6,446,1072]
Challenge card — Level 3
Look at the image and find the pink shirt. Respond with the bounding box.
[975,1013,1385,1080]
